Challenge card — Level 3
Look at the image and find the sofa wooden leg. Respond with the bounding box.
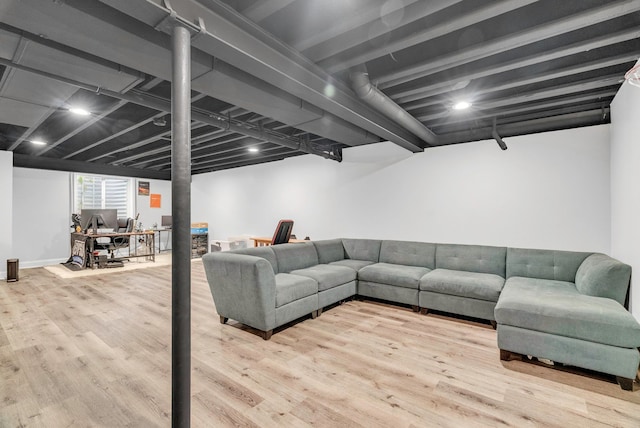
[500,349,512,361]
[420,308,429,315]
[311,310,317,319]
[490,320,497,330]
[317,308,323,317]
[411,305,420,312]
[617,376,634,391]
[220,316,228,324]
[262,330,273,340]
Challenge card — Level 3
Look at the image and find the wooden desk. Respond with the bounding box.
[154,228,172,253]
[251,237,308,247]
[73,231,156,268]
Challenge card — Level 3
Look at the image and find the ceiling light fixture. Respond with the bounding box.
[153,117,167,126]
[451,80,470,91]
[31,140,46,146]
[452,101,472,110]
[69,107,91,116]
[247,147,259,153]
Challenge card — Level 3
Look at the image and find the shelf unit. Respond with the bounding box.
[191,233,208,258]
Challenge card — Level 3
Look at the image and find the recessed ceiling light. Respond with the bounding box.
[31,140,46,146]
[69,107,91,116]
[452,101,472,110]
[247,147,259,153]
[451,80,470,90]
[153,117,167,126]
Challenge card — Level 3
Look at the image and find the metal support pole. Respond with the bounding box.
[171,24,191,428]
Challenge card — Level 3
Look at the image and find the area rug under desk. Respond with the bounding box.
[43,253,174,279]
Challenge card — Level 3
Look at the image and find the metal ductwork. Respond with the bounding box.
[492,117,508,150]
[350,67,439,148]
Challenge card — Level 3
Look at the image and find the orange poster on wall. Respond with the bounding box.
[150,193,161,208]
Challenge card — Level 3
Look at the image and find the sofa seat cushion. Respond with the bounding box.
[329,259,375,271]
[420,269,505,302]
[495,277,640,348]
[359,263,431,289]
[275,273,317,308]
[290,264,357,292]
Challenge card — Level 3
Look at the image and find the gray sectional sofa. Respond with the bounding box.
[201,238,640,390]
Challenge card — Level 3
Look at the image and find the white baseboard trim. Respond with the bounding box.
[19,258,68,269]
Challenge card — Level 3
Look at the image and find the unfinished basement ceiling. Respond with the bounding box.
[0,0,638,178]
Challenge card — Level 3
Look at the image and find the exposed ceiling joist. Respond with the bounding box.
[403,53,637,112]
[395,31,640,102]
[320,0,537,73]
[0,0,636,175]
[435,108,610,146]
[0,57,340,161]
[416,73,621,122]
[241,0,296,23]
[431,90,617,130]
[302,0,460,62]
[100,0,426,152]
[12,153,171,179]
[378,0,640,89]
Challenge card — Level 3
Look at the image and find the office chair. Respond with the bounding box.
[95,217,134,260]
[271,219,294,245]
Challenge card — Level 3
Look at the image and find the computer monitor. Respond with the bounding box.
[80,208,118,232]
[161,215,172,228]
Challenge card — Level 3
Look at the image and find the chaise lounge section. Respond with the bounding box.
[201,238,640,389]
[495,248,639,390]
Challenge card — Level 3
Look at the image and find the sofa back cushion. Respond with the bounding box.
[506,247,591,282]
[379,240,436,268]
[231,246,278,273]
[575,253,631,306]
[342,239,381,262]
[271,242,319,273]
[436,244,506,276]
[313,239,345,264]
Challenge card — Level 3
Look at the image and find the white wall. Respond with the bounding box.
[12,168,71,267]
[0,151,13,279]
[1,123,616,288]
[9,169,173,269]
[611,76,640,321]
[192,125,611,254]
[135,178,172,230]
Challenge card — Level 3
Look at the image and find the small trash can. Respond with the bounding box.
[7,258,18,282]
[98,255,108,268]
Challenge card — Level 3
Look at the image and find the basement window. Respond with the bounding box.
[72,173,134,219]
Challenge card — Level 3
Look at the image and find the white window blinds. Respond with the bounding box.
[73,173,133,218]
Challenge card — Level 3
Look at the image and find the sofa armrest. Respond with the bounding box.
[202,252,277,331]
[575,254,631,306]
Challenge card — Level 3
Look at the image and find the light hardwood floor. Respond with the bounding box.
[1,261,639,427]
